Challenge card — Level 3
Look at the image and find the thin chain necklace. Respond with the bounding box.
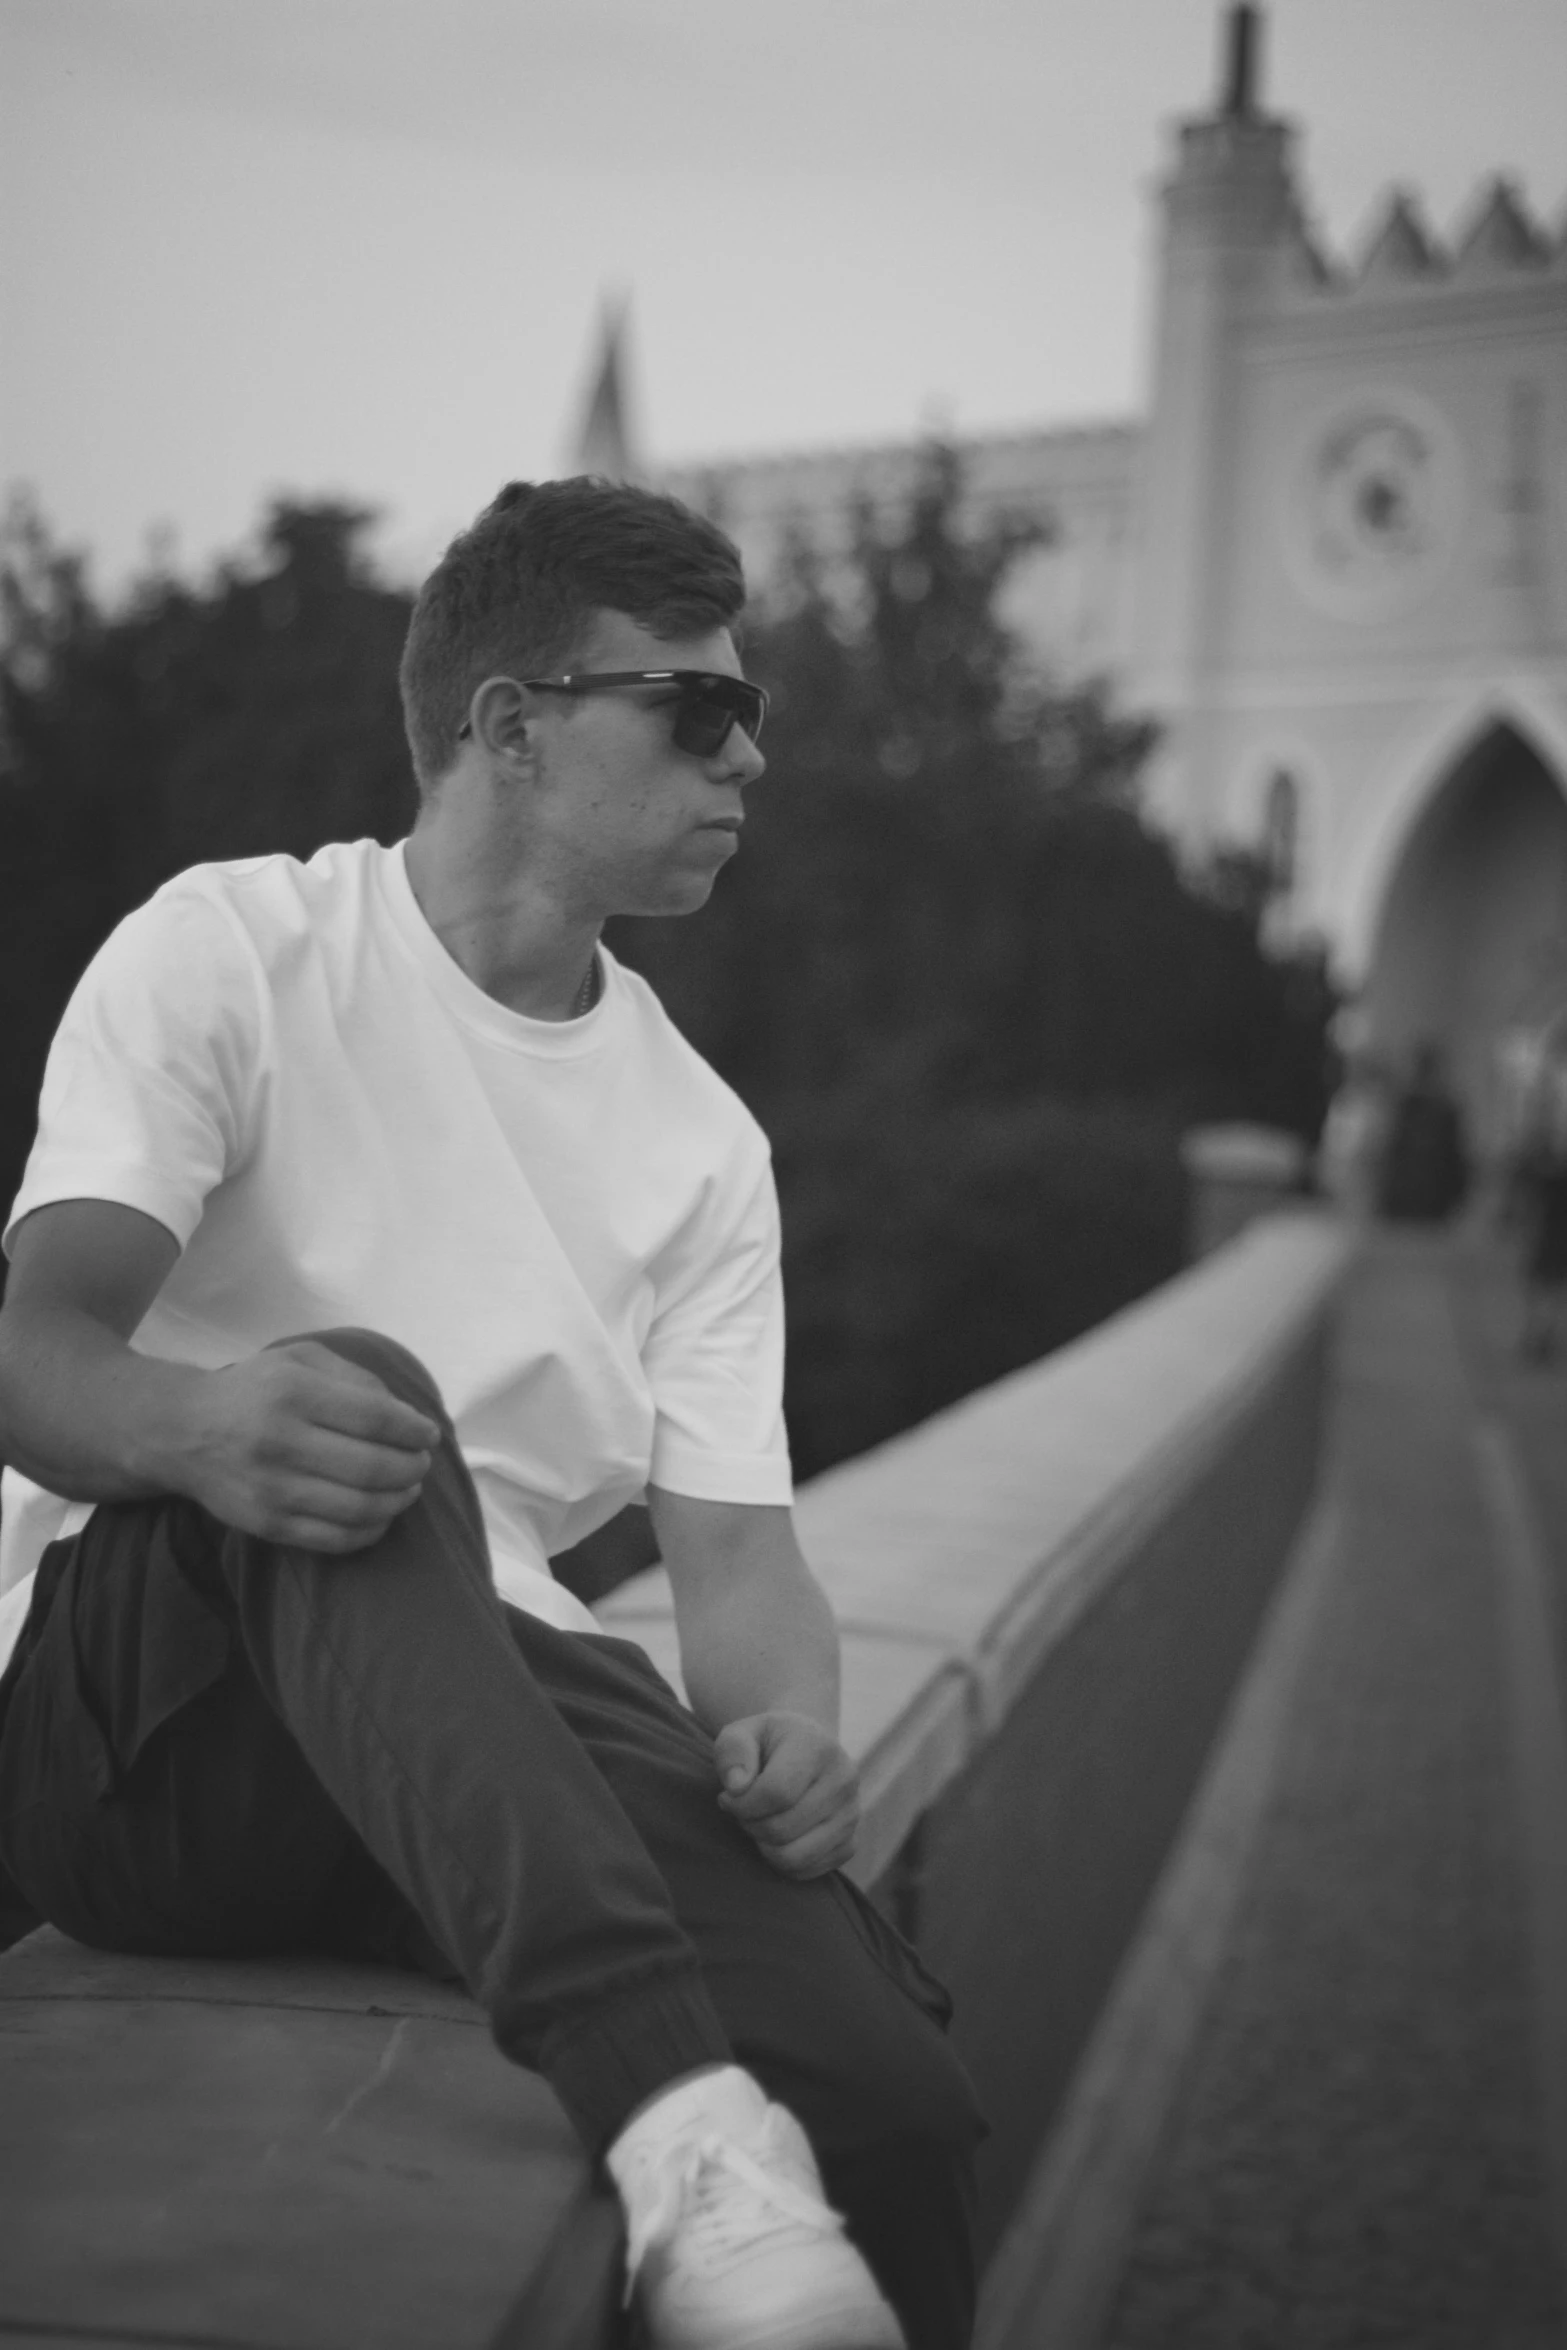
[571,952,600,1019]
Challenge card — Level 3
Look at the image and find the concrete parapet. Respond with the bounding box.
[0,1211,1353,2343]
[602,1208,1353,2255]
[601,1209,1349,1879]
[0,1934,620,2349]
[1179,1121,1310,1259]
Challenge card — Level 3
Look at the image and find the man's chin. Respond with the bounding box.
[620,872,722,920]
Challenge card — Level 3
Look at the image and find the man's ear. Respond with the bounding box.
[467,675,538,770]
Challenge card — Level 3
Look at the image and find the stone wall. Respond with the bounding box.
[0,1212,1353,2345]
[600,1209,1352,2253]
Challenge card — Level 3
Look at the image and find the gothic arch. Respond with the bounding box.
[1339,685,1567,978]
[1354,697,1567,1148]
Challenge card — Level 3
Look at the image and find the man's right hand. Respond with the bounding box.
[181,1340,441,1554]
[0,1202,443,1559]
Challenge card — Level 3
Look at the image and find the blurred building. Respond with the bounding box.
[650,5,1567,1150]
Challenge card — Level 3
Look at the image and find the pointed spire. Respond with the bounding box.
[1219,3,1263,119]
[1355,190,1444,289]
[570,294,643,482]
[1451,177,1549,279]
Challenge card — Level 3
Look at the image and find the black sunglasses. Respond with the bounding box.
[457,671,768,759]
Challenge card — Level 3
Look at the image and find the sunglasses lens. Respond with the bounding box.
[673,682,764,756]
[734,689,765,743]
[673,699,732,757]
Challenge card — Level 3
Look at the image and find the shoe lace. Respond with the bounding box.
[623,2115,843,2299]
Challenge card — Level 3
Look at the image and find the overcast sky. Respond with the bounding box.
[3,0,1564,594]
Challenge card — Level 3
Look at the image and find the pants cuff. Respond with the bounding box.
[536,1968,733,2156]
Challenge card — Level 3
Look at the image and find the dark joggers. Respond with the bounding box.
[0,1329,983,2350]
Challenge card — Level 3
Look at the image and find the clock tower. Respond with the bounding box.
[1128,6,1567,1144]
[663,5,1567,1150]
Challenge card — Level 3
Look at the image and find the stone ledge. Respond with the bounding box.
[0,1933,619,2350]
[599,1210,1354,1884]
[0,1211,1352,2345]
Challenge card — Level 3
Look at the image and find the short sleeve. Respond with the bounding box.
[3,882,269,1257]
[644,1134,793,1506]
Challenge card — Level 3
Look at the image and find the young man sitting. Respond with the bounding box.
[0,478,983,2350]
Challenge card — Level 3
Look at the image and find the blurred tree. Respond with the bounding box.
[610,445,1335,1469]
[0,495,415,1216]
[2,464,1334,1480]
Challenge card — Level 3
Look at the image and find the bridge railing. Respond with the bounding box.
[600,1207,1353,2263]
[0,1210,1352,2348]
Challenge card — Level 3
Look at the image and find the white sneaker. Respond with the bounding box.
[606,2066,906,2350]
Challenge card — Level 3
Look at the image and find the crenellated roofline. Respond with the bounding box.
[1327,173,1562,297]
[1166,9,1563,304]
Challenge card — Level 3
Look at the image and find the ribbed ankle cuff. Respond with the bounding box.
[537,1969,733,2156]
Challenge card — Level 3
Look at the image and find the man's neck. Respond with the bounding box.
[403,821,601,1023]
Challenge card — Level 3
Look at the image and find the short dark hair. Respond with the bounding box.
[399,476,747,791]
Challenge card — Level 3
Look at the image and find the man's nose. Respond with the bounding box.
[716,725,766,787]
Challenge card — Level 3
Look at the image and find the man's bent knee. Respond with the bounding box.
[272,1327,449,1421]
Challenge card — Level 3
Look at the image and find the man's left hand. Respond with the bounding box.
[713,1711,860,1879]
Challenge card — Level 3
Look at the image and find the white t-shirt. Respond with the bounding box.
[0,839,791,1671]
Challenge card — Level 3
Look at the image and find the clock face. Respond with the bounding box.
[1313,417,1433,575]
[1286,392,1461,620]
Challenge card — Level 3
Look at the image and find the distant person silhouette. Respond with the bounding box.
[1377,1043,1470,1224]
[1509,1099,1567,1362]
[1319,1054,1394,1220]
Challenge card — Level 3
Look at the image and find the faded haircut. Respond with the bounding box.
[398,476,747,792]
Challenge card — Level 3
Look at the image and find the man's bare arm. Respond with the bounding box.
[647,1489,855,1877]
[646,1491,840,1736]
[0,1200,439,1554]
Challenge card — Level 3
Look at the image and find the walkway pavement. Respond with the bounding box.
[1015,1228,1567,2348]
